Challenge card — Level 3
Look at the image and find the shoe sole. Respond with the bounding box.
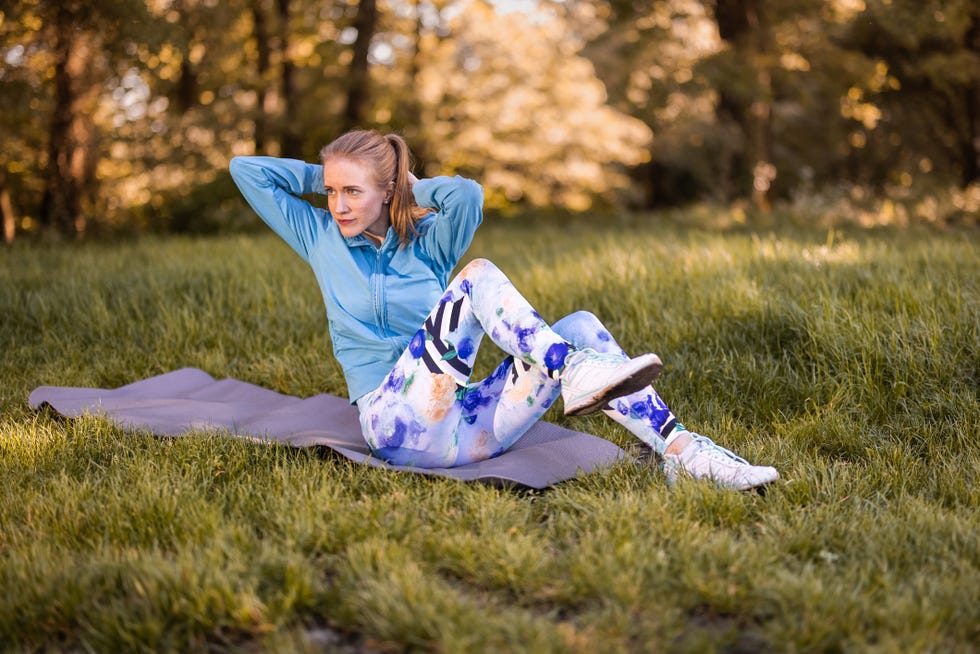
[563,354,664,416]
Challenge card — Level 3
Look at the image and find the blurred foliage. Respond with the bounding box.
[0,0,977,240]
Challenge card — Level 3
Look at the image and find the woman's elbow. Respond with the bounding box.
[229,156,252,174]
[458,177,485,208]
[229,156,265,186]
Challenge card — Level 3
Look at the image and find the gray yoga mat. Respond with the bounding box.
[28,368,628,488]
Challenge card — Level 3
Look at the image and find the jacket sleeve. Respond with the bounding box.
[412,176,484,271]
[229,156,325,262]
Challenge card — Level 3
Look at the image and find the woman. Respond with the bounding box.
[230,130,779,490]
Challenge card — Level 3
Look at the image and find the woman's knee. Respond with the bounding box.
[552,311,622,352]
[458,257,500,280]
[552,310,603,338]
[452,258,511,300]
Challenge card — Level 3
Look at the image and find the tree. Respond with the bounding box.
[846,0,980,188]
[578,0,900,207]
[364,0,459,165]
[416,0,651,210]
[575,0,730,205]
[38,1,82,234]
[709,0,776,208]
[276,0,303,157]
[0,0,155,238]
[0,2,48,242]
[342,0,379,132]
[0,168,16,244]
[249,0,273,152]
[72,0,259,233]
[36,1,105,236]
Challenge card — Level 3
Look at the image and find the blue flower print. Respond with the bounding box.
[409,329,426,358]
[384,367,406,393]
[457,336,475,361]
[461,387,493,412]
[516,326,537,353]
[543,342,569,371]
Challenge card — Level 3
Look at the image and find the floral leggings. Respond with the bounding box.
[356,258,681,468]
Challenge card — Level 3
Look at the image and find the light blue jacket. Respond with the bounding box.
[229,156,484,402]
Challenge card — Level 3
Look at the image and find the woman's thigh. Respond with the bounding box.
[358,351,563,468]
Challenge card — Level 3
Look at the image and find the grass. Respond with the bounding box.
[1,213,978,652]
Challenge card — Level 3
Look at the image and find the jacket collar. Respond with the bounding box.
[344,226,398,250]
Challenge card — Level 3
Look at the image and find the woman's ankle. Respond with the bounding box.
[664,429,693,456]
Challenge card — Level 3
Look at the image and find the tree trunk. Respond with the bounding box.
[404,0,427,167]
[177,59,198,113]
[342,0,378,132]
[962,9,980,186]
[173,0,198,113]
[0,169,16,244]
[713,0,774,209]
[277,0,302,157]
[68,90,98,238]
[251,0,272,153]
[39,3,81,235]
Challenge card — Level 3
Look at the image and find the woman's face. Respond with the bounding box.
[322,157,392,241]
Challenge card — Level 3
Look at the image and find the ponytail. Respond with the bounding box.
[320,130,432,247]
[385,134,432,246]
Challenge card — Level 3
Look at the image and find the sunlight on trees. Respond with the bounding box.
[416,0,651,209]
[0,0,977,240]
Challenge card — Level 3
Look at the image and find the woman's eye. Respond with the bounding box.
[324,188,334,195]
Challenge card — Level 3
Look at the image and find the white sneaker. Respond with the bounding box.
[663,433,780,491]
[560,349,663,416]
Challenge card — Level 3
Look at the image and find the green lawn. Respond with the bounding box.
[1,215,978,652]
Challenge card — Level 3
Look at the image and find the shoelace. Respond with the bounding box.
[689,434,750,465]
[562,349,617,372]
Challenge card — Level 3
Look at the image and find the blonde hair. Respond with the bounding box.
[319,130,432,246]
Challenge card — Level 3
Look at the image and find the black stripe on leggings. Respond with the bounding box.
[449,297,463,331]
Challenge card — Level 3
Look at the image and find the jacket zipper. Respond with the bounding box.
[373,243,386,334]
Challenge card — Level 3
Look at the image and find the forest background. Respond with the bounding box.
[1,0,979,243]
